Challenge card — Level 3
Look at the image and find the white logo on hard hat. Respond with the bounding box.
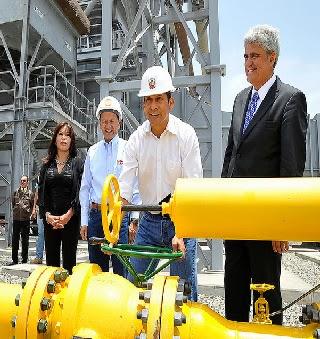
[148,78,156,89]
[104,98,113,108]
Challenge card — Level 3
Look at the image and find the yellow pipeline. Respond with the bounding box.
[0,263,318,338]
[162,178,320,241]
[0,282,21,338]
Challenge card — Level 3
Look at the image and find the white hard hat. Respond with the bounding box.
[138,66,175,97]
[96,96,122,120]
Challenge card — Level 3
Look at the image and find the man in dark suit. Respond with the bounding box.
[222,25,307,325]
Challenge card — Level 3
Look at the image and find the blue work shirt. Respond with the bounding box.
[79,135,139,226]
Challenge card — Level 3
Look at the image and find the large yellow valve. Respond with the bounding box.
[0,263,319,338]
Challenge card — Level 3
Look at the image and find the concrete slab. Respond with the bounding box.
[2,263,40,278]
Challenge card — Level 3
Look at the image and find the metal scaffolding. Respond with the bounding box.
[0,0,96,245]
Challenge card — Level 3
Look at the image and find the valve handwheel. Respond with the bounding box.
[99,174,183,285]
[101,174,122,244]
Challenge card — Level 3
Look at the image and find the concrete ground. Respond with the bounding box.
[1,236,320,303]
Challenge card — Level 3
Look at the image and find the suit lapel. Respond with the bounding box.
[241,78,280,140]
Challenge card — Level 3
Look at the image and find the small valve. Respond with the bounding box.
[250,283,275,324]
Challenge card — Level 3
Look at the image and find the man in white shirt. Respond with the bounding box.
[79,96,139,277]
[119,66,203,301]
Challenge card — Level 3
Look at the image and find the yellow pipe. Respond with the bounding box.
[0,265,318,338]
[0,282,21,338]
[163,178,320,241]
[179,303,318,339]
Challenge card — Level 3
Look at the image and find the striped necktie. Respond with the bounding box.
[242,91,259,133]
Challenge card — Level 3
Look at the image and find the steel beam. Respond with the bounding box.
[0,123,14,140]
[23,120,47,150]
[0,30,19,82]
[207,0,223,270]
[111,0,149,78]
[100,0,113,97]
[169,0,207,67]
[153,8,209,24]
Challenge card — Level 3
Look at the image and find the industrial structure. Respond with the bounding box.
[0,0,319,270]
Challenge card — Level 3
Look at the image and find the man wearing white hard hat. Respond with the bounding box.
[119,66,203,301]
[79,96,139,276]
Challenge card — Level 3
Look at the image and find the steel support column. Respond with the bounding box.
[9,0,31,245]
[100,0,113,97]
[208,0,223,270]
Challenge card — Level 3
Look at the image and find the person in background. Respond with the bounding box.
[38,122,83,274]
[222,25,307,324]
[30,178,45,264]
[80,96,140,277]
[119,66,203,301]
[10,175,35,265]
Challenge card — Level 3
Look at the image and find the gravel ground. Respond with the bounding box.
[199,251,320,327]
[0,250,319,328]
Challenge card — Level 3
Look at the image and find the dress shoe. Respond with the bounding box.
[7,262,18,266]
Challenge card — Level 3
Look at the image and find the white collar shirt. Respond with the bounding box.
[119,114,203,205]
[251,74,277,113]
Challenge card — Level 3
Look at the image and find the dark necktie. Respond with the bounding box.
[242,91,259,133]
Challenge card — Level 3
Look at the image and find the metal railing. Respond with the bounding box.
[26,65,96,139]
[0,71,17,108]
[78,34,102,49]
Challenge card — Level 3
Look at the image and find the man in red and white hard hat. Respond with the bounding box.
[119,66,203,301]
[79,95,140,277]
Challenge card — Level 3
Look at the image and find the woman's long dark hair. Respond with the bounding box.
[43,122,77,164]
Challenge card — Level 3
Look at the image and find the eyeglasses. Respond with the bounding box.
[20,180,27,183]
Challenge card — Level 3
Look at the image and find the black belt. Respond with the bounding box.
[91,202,101,210]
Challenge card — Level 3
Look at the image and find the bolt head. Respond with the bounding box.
[11,315,17,328]
[137,308,149,323]
[143,291,151,303]
[40,297,52,311]
[15,294,20,306]
[37,319,48,333]
[175,292,184,306]
[141,280,153,290]
[53,269,69,283]
[53,271,60,282]
[47,280,56,293]
[174,312,186,326]
[138,291,144,300]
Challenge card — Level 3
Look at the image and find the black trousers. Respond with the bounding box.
[12,220,30,263]
[44,216,79,275]
[224,240,282,325]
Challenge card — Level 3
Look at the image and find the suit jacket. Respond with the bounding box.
[222,77,307,178]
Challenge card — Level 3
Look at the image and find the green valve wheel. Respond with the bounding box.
[101,243,183,286]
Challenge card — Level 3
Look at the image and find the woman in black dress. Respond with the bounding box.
[38,122,83,274]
